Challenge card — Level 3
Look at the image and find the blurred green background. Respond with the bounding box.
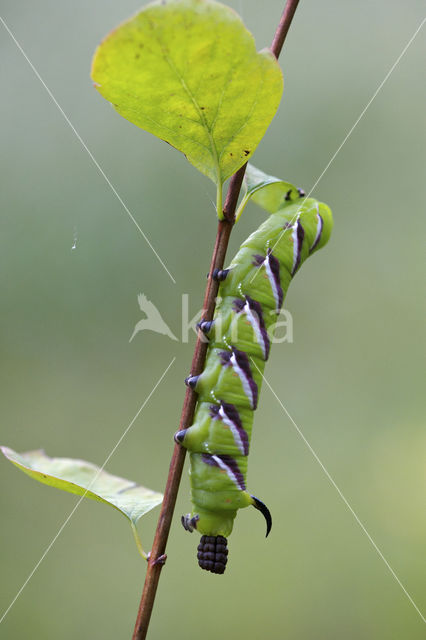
[1,1,425,638]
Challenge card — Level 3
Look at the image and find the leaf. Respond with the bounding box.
[91,0,283,198]
[235,163,303,221]
[1,447,163,557]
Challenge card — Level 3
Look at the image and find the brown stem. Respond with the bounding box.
[132,3,300,638]
[271,0,300,58]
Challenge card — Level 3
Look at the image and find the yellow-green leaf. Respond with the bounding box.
[91,0,283,196]
[1,447,163,558]
[236,163,303,221]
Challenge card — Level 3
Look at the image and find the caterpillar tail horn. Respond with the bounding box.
[251,495,272,537]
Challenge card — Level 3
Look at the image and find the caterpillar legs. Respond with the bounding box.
[211,268,229,282]
[184,375,199,389]
[180,496,271,535]
[174,429,187,445]
[197,319,214,335]
[181,513,199,532]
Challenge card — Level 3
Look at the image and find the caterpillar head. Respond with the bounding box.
[197,535,228,574]
[181,497,271,574]
[181,509,234,574]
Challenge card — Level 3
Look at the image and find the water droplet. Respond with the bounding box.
[71,227,77,251]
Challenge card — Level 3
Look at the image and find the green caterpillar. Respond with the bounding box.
[175,192,333,573]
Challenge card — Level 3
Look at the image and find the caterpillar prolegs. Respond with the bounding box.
[175,196,333,573]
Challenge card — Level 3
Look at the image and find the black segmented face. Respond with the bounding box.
[197,535,228,574]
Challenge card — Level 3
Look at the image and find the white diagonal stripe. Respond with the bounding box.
[230,352,255,409]
[264,253,282,312]
[244,300,268,359]
[219,405,245,455]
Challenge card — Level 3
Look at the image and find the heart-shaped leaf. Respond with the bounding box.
[91,0,283,213]
[1,446,163,558]
[236,163,304,220]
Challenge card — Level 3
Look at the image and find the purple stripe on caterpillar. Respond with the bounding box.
[291,218,305,276]
[201,453,246,491]
[232,296,270,360]
[309,212,323,254]
[232,298,246,313]
[251,252,283,312]
[264,250,283,312]
[230,349,258,410]
[211,402,249,456]
[244,295,270,360]
[252,254,265,267]
[221,348,258,409]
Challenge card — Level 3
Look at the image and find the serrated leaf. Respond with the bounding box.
[1,447,163,556]
[236,163,303,220]
[91,0,283,196]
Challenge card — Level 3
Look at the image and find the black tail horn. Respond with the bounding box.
[251,495,272,537]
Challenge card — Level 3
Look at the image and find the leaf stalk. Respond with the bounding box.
[131,522,148,561]
[216,182,224,220]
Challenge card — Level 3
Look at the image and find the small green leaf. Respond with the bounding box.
[1,447,163,558]
[236,163,303,221]
[91,0,283,211]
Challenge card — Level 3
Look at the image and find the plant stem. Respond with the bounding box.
[132,2,300,638]
[271,0,300,58]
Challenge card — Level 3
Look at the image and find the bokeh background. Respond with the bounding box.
[1,1,425,638]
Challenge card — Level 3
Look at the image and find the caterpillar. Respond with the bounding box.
[175,194,333,574]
